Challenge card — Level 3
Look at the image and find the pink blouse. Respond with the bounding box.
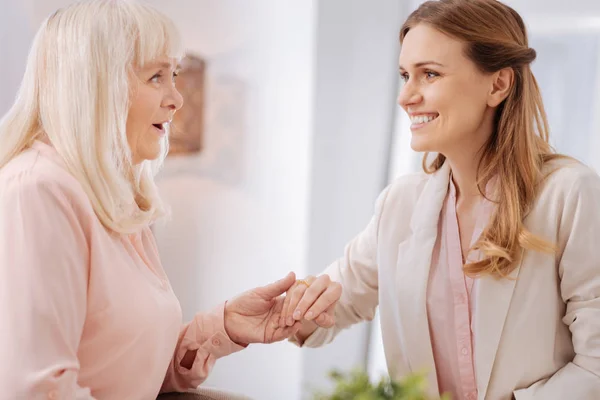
[426,177,494,400]
[0,141,244,399]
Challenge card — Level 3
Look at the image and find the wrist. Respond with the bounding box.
[223,301,249,347]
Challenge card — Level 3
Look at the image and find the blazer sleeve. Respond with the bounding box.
[290,185,392,348]
[0,176,96,399]
[514,170,600,399]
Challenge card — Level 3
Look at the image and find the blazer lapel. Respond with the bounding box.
[395,162,450,396]
[474,252,523,398]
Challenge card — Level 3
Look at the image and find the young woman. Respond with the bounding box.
[282,1,600,399]
[0,1,335,399]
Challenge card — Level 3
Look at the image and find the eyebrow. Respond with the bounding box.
[146,61,177,70]
[399,61,445,70]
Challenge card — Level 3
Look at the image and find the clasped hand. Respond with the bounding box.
[223,272,341,346]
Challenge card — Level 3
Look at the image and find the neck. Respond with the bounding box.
[447,156,481,201]
[446,109,495,201]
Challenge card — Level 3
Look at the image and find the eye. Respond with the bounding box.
[400,72,409,83]
[425,70,440,79]
[172,71,179,83]
[150,72,162,83]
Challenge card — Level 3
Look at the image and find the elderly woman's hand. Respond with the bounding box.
[223,272,303,346]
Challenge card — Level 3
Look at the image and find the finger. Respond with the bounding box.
[282,321,303,340]
[292,276,331,322]
[270,297,288,330]
[285,283,309,326]
[284,276,318,326]
[271,321,302,343]
[315,313,335,328]
[303,282,341,321]
[257,271,296,299]
[279,289,292,327]
[314,304,336,328]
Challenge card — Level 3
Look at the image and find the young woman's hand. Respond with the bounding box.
[280,274,342,329]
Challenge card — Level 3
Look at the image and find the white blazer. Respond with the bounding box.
[300,159,600,400]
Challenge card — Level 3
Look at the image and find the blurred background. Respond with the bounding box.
[1,0,599,399]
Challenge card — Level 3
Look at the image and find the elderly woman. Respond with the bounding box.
[0,1,341,399]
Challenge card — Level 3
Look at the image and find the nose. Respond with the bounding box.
[164,85,184,114]
[397,80,422,110]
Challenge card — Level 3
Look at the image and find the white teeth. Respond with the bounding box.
[410,114,437,124]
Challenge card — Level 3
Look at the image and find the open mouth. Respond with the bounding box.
[409,113,439,128]
[152,123,166,135]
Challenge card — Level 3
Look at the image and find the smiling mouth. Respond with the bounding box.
[409,114,439,127]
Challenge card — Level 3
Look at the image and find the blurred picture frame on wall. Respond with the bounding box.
[169,53,206,156]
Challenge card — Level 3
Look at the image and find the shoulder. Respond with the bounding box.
[0,144,93,216]
[385,171,430,203]
[371,170,432,225]
[539,157,600,199]
[528,157,600,226]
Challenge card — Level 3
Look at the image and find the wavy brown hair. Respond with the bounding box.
[400,0,564,277]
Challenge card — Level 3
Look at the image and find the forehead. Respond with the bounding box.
[399,24,465,68]
[139,56,180,71]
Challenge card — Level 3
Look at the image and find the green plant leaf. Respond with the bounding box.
[312,369,451,400]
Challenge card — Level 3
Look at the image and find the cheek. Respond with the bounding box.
[125,108,139,147]
[126,96,145,136]
[129,87,161,124]
[438,83,488,134]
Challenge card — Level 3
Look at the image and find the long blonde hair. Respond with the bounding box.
[0,0,183,233]
[401,0,563,277]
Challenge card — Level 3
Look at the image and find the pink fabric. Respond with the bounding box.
[426,177,494,400]
[0,141,244,400]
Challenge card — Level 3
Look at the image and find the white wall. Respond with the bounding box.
[303,0,404,396]
[0,0,35,116]
[149,2,317,400]
[503,0,600,171]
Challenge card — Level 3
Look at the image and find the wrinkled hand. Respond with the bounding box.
[224,272,303,346]
[280,274,342,328]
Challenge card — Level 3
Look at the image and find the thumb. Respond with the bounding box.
[257,271,296,298]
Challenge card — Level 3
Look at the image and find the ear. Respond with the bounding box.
[487,67,514,107]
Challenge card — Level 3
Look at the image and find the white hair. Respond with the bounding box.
[0,0,183,233]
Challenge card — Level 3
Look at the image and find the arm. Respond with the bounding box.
[160,303,246,393]
[161,272,301,392]
[0,177,95,399]
[291,185,392,347]
[513,171,600,399]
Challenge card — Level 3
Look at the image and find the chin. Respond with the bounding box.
[146,151,162,162]
[143,141,165,162]
[410,135,435,153]
[144,155,161,163]
[135,149,162,164]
